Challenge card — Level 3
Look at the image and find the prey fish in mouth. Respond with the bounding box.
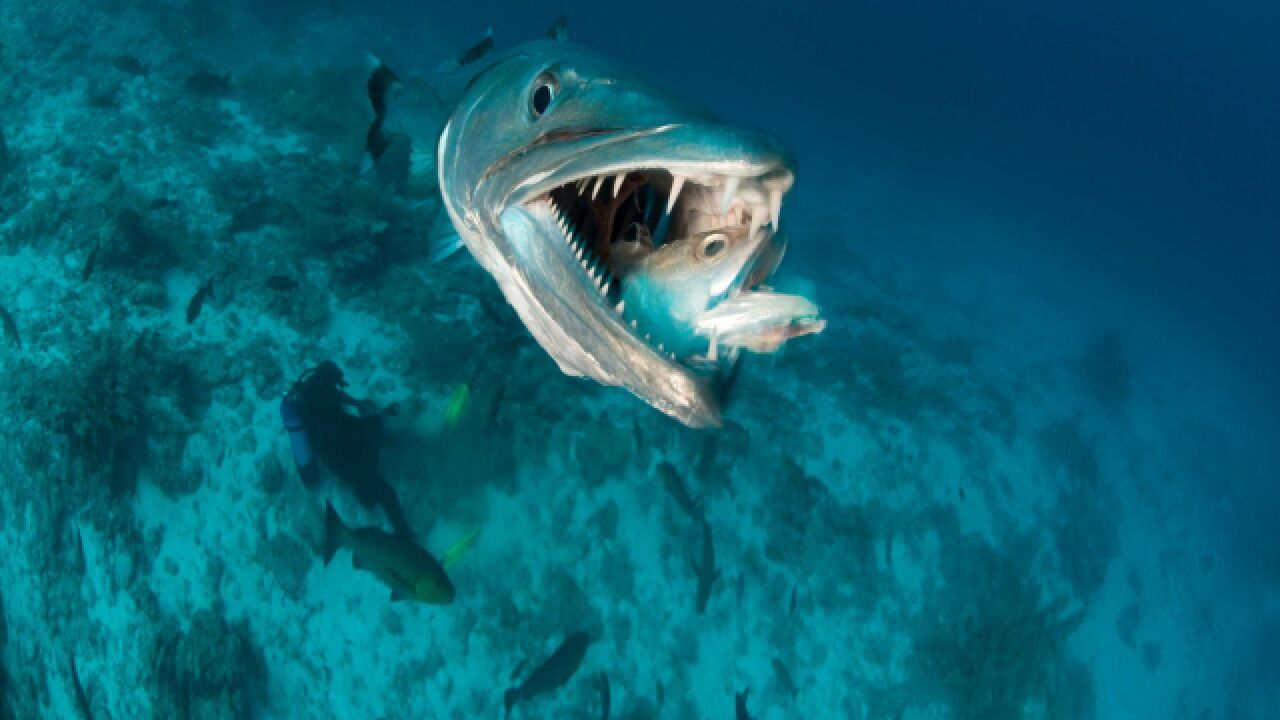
[436,40,823,427]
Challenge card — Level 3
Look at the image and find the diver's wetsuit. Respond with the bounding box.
[282,362,412,537]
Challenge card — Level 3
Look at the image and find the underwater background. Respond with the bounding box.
[1,0,1277,718]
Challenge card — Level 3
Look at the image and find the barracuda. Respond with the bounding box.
[437,40,822,427]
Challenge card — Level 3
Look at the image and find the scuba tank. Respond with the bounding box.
[279,393,318,486]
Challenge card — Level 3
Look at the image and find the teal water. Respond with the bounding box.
[0,1,1276,718]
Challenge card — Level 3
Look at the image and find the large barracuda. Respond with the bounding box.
[434,39,823,427]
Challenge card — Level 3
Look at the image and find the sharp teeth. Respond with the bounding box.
[615,301,625,313]
[576,178,588,194]
[613,173,626,199]
[769,189,782,230]
[721,177,740,214]
[749,209,765,241]
[657,342,665,352]
[591,175,604,201]
[630,319,638,329]
[666,175,685,215]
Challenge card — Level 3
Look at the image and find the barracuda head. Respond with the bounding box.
[438,40,819,427]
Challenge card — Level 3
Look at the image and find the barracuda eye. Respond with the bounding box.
[529,72,558,119]
[697,233,729,261]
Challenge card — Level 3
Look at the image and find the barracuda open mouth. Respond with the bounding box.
[436,39,822,427]
[531,167,791,361]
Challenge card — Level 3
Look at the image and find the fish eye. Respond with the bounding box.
[698,233,728,260]
[529,72,558,119]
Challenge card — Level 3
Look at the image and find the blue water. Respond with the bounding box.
[0,1,1277,718]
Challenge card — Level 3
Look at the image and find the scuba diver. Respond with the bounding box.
[279,361,412,537]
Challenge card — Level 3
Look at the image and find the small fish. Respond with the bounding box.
[735,688,754,720]
[771,658,797,699]
[81,244,100,282]
[546,15,568,41]
[148,196,176,210]
[265,274,297,292]
[70,654,93,720]
[185,279,214,324]
[788,586,797,616]
[87,90,118,109]
[486,379,508,426]
[958,485,966,501]
[597,673,610,720]
[0,304,19,348]
[75,523,87,575]
[323,502,455,604]
[504,632,590,718]
[111,54,147,77]
[444,383,471,428]
[656,680,665,710]
[438,28,494,72]
[659,462,702,522]
[691,517,720,614]
[632,415,643,452]
[184,71,230,96]
[362,56,401,173]
[457,27,495,67]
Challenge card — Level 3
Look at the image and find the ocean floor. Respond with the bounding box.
[1,2,1277,720]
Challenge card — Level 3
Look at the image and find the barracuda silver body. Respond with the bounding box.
[437,40,820,427]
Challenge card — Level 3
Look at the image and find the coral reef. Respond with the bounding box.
[151,609,266,719]
[907,526,1091,719]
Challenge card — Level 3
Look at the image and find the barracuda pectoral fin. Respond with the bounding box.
[427,233,465,263]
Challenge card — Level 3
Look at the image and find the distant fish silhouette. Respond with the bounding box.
[0,304,20,348]
[81,244,100,282]
[691,517,720,614]
[186,279,214,323]
[437,28,494,73]
[597,673,610,720]
[735,687,754,720]
[111,54,147,78]
[69,653,93,720]
[184,71,230,96]
[504,632,590,718]
[265,274,298,292]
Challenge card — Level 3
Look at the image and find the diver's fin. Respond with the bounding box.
[427,233,464,263]
[442,527,481,571]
